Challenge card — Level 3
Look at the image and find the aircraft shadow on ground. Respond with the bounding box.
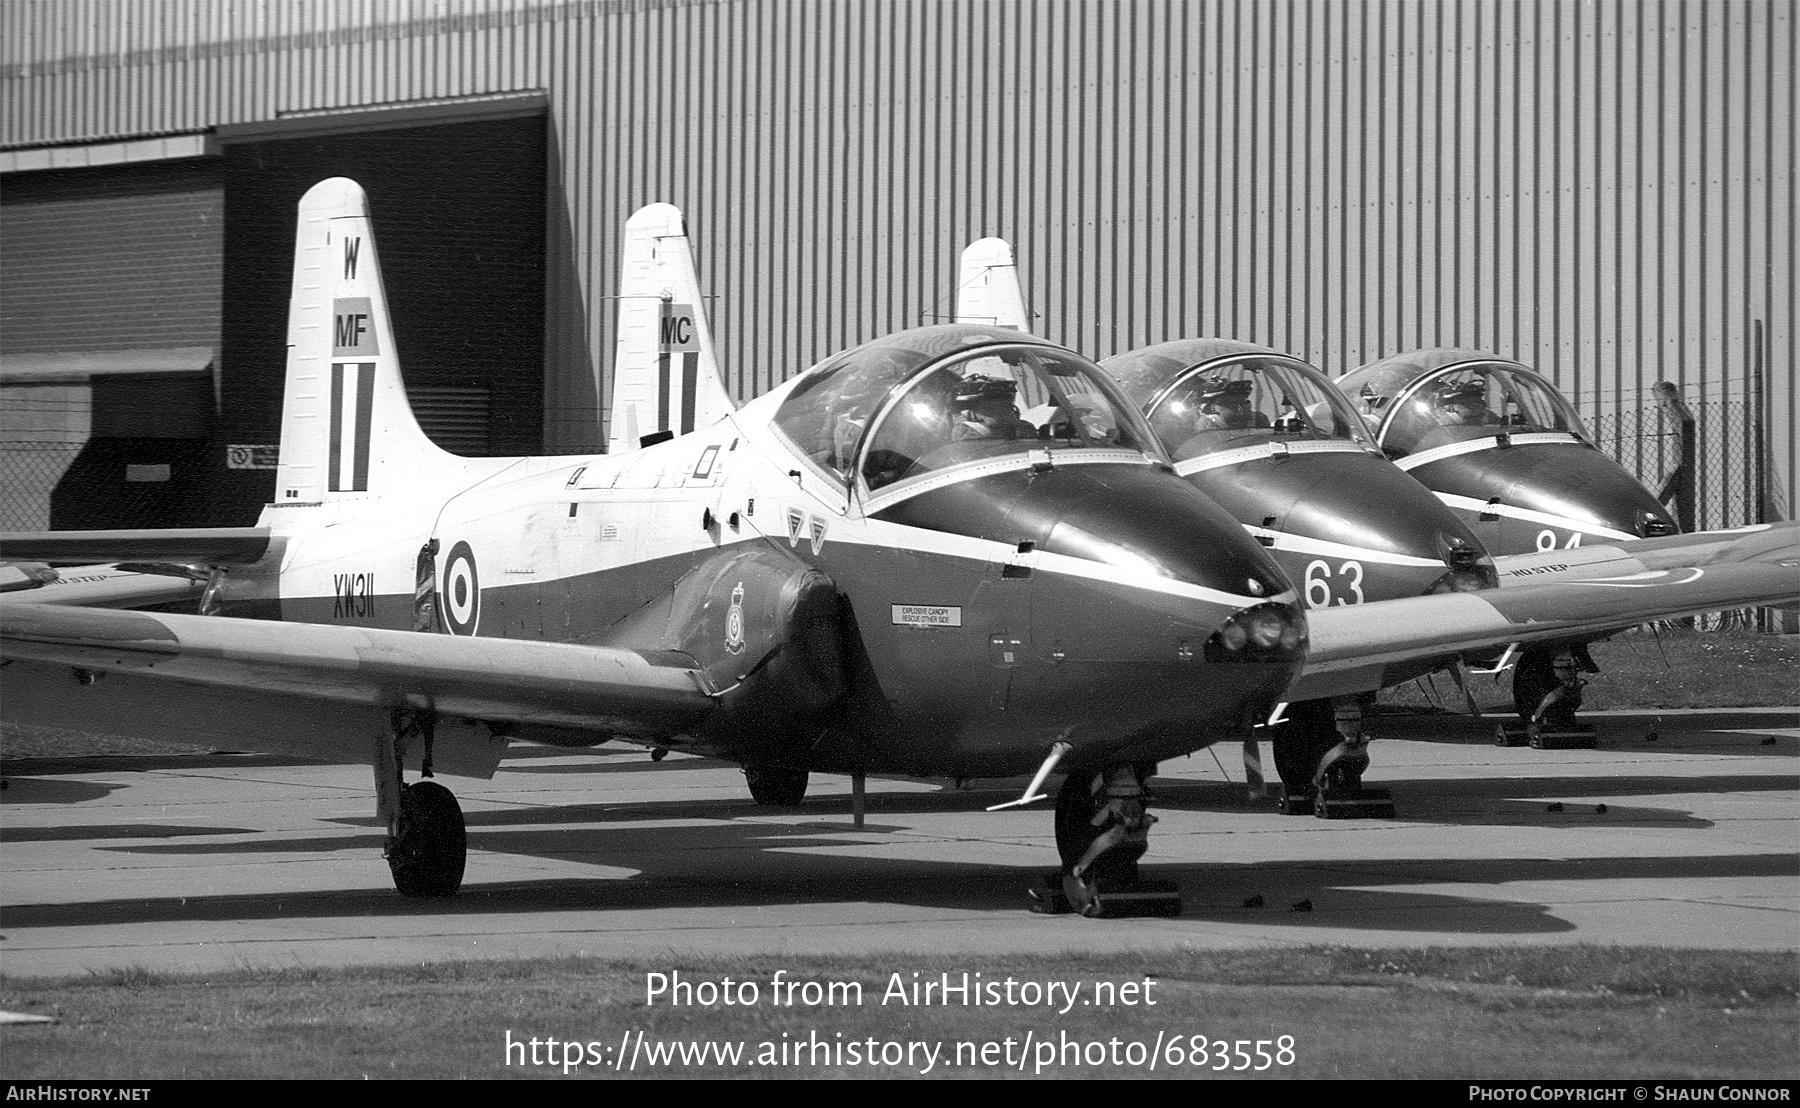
[0,822,259,843]
[1,752,333,777]
[30,789,1790,940]
[0,777,126,805]
[9,839,1796,939]
[1366,711,1800,759]
[1150,772,1798,831]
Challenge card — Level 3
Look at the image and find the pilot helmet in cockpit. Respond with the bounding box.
[953,375,1033,440]
[1430,379,1492,426]
[1193,376,1257,431]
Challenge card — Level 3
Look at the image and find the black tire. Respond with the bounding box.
[745,767,808,807]
[1512,647,1559,721]
[1054,772,1103,872]
[388,780,466,898]
[1272,699,1337,791]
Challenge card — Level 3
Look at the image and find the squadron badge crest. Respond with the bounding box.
[725,581,746,655]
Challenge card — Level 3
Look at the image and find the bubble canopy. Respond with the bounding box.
[1102,342,1377,463]
[1339,354,1590,458]
[770,326,1160,497]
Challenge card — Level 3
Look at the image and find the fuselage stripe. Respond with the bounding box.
[1250,527,1443,567]
[841,519,1285,609]
[1434,491,1636,539]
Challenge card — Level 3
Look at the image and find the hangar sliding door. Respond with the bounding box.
[209,102,546,525]
[0,159,223,530]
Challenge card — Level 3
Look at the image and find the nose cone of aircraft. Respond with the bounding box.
[1421,442,1678,548]
[1243,454,1496,601]
[875,461,1293,602]
[873,463,1304,770]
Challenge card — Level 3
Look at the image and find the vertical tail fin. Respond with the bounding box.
[609,203,733,454]
[954,238,1032,330]
[275,178,457,504]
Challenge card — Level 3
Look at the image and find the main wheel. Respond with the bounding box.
[1512,648,1559,721]
[388,780,466,898]
[745,766,808,807]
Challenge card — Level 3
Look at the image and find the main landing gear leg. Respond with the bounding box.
[375,708,467,898]
[1030,765,1180,918]
[1495,645,1598,750]
[1310,698,1396,819]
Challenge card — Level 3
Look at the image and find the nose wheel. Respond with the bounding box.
[1496,645,1598,749]
[1273,698,1395,819]
[744,766,809,806]
[1030,766,1180,918]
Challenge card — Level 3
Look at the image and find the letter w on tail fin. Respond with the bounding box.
[276,178,460,504]
[609,204,734,454]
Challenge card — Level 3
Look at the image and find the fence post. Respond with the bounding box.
[1653,381,1696,534]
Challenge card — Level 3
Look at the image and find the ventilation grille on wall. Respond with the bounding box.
[410,385,490,455]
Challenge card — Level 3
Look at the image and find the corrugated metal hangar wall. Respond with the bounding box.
[1,0,1792,531]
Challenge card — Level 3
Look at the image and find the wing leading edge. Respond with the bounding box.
[0,604,718,778]
[1292,537,1799,703]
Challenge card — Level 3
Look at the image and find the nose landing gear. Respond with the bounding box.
[1495,645,1599,749]
[1274,698,1395,819]
[1029,765,1181,918]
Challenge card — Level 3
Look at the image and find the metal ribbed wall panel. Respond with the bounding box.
[3,0,1793,521]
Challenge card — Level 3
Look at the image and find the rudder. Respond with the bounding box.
[609,203,734,454]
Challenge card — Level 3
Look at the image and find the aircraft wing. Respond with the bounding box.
[1493,521,1800,588]
[1290,545,1799,702]
[0,604,718,778]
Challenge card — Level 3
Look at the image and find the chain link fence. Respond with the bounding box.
[0,442,83,532]
[1591,397,1784,632]
[1591,398,1769,532]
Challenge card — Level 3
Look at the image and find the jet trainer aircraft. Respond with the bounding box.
[1,179,1313,918]
[1338,349,1679,555]
[1336,350,1688,732]
[955,240,1498,811]
[3,183,1794,920]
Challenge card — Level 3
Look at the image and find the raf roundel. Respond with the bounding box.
[440,541,481,636]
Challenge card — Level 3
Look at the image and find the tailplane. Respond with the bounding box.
[274,178,459,504]
[609,203,734,454]
[955,238,1032,330]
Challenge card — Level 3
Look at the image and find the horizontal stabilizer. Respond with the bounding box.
[0,565,203,609]
[0,528,270,567]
